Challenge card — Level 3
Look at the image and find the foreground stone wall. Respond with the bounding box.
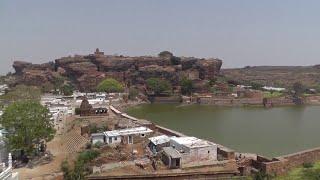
[253,147,320,176]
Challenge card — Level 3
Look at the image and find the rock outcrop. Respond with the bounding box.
[12,61,56,86]
[12,49,223,92]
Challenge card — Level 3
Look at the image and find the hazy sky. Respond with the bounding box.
[1,0,320,74]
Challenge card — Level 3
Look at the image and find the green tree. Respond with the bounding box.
[250,82,263,90]
[128,87,139,100]
[97,78,124,93]
[61,84,74,96]
[293,82,305,96]
[146,78,172,95]
[158,51,173,58]
[180,78,194,95]
[0,100,55,155]
[0,85,41,102]
[61,150,100,180]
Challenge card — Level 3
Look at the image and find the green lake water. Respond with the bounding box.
[126,104,320,157]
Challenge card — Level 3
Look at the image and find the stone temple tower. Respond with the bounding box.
[94,48,104,56]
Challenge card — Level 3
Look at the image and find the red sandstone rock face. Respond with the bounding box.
[64,62,97,77]
[138,65,179,84]
[195,58,222,80]
[77,72,105,92]
[13,61,56,86]
[54,56,88,67]
[13,61,32,75]
[13,61,55,75]
[13,51,222,92]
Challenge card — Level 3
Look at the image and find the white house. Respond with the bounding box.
[262,86,285,92]
[148,135,171,153]
[162,136,217,168]
[104,127,153,145]
[91,133,105,145]
[90,127,153,146]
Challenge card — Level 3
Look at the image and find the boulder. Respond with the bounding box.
[138,65,179,85]
[195,58,222,79]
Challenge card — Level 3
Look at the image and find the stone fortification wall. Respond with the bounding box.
[198,97,263,106]
[262,97,295,107]
[305,95,320,105]
[253,147,320,176]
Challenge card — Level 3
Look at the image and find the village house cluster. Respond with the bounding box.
[41,91,126,129]
[91,125,219,169]
[0,84,8,117]
[0,84,8,97]
[40,94,74,132]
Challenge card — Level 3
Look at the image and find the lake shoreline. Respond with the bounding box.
[123,102,320,176]
[126,103,320,157]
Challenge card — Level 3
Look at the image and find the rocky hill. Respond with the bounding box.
[12,49,222,92]
[222,66,320,88]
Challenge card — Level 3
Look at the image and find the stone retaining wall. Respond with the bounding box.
[263,97,295,107]
[150,96,182,103]
[198,97,263,106]
[305,95,320,105]
[253,147,320,176]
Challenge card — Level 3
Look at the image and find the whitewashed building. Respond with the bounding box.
[262,86,285,92]
[91,127,153,145]
[148,135,171,153]
[91,133,105,145]
[162,136,218,168]
[0,84,8,96]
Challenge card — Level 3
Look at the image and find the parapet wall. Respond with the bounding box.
[263,97,295,107]
[253,147,320,176]
[198,97,263,106]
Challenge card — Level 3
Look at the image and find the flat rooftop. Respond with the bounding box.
[104,126,153,137]
[148,135,170,145]
[170,136,216,149]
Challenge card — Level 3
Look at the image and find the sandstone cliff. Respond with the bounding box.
[12,49,222,92]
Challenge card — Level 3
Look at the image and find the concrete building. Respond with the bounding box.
[91,133,105,145]
[148,135,171,154]
[262,86,285,92]
[90,127,153,146]
[162,147,182,169]
[104,127,153,145]
[0,130,7,164]
[0,84,8,96]
[162,136,218,168]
